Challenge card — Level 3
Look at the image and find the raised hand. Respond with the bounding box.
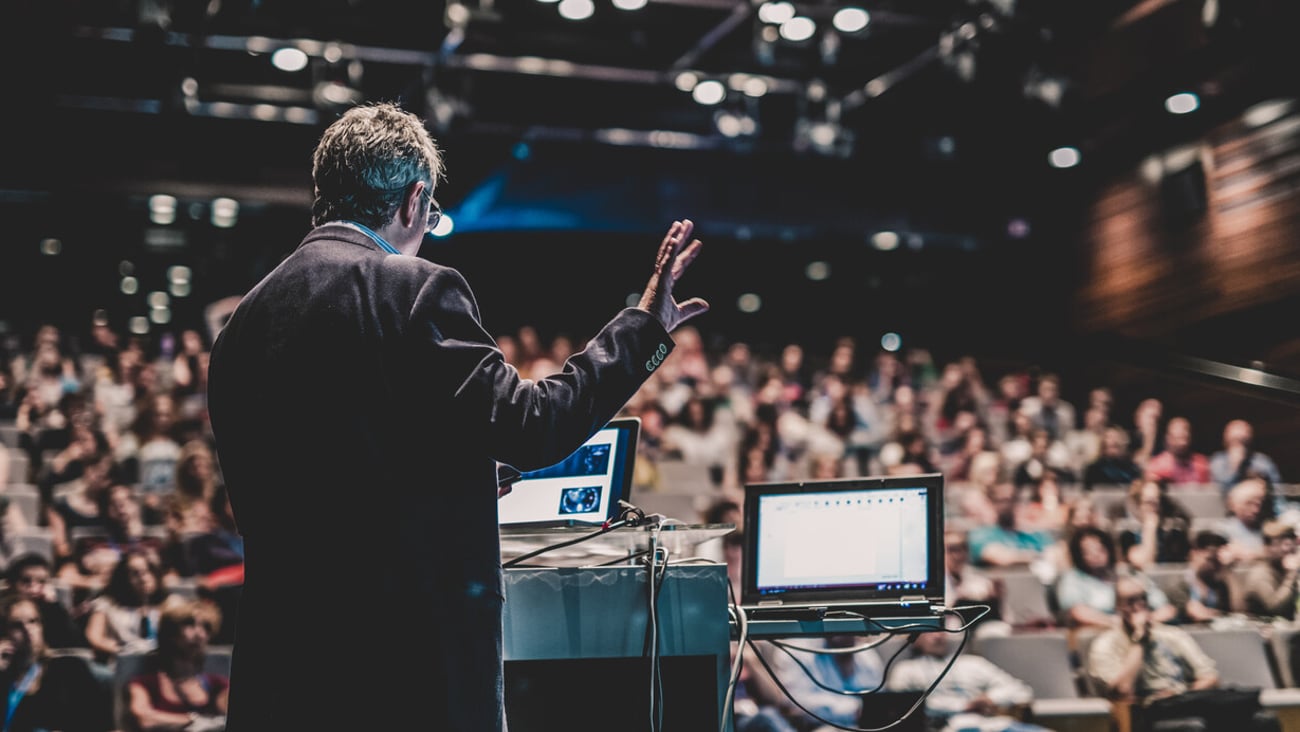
[637,219,708,333]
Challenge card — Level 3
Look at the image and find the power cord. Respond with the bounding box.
[502,501,649,568]
[740,604,991,732]
[644,521,670,732]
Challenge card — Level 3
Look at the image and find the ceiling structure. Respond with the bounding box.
[9,0,1296,217]
[2,0,1298,358]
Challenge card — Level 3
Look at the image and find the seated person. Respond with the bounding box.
[1087,575,1279,732]
[1218,477,1274,562]
[1166,530,1243,624]
[2,552,88,650]
[1054,527,1175,630]
[1240,519,1300,622]
[944,528,1002,624]
[1114,478,1191,569]
[761,634,885,730]
[886,630,1050,732]
[0,593,112,731]
[1083,425,1143,490]
[968,482,1054,569]
[124,595,229,732]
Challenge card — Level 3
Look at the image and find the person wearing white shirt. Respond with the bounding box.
[886,631,1049,732]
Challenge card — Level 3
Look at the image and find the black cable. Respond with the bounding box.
[742,606,988,732]
[502,502,646,568]
[768,630,918,698]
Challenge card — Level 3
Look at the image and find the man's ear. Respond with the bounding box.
[404,183,426,228]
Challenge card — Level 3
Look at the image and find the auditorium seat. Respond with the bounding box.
[972,630,1112,732]
[1182,625,1300,724]
[996,570,1057,628]
[1172,489,1229,520]
[5,486,41,527]
[6,449,29,484]
[1270,626,1300,688]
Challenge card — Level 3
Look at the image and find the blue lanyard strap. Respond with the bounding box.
[338,221,402,255]
[4,663,41,731]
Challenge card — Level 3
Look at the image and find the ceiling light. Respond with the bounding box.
[1048,146,1080,168]
[758,1,795,24]
[271,47,309,72]
[780,17,817,42]
[833,7,870,33]
[871,231,900,251]
[691,79,726,105]
[1165,92,1200,115]
[611,0,647,9]
[557,0,594,20]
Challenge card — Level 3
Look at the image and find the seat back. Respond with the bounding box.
[1270,627,1300,688]
[1172,490,1228,520]
[997,570,1056,628]
[973,631,1082,699]
[6,449,30,484]
[1183,626,1278,690]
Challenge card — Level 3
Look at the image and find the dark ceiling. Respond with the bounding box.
[9,0,1297,203]
[2,0,1299,358]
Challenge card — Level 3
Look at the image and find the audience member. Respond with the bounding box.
[1166,530,1242,624]
[1017,372,1076,442]
[1083,425,1143,490]
[1240,519,1300,622]
[765,634,886,730]
[1087,575,1279,732]
[1209,419,1282,492]
[1065,404,1109,476]
[2,552,87,650]
[1218,477,1272,562]
[0,593,111,732]
[83,548,169,674]
[45,445,118,576]
[1128,398,1164,470]
[968,482,1053,569]
[943,528,1004,628]
[59,482,166,594]
[124,595,229,732]
[117,392,183,514]
[886,630,1049,732]
[1145,417,1210,486]
[1010,427,1076,490]
[1054,526,1174,630]
[1114,478,1191,569]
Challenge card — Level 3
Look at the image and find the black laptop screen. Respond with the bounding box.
[497,417,640,528]
[741,474,945,609]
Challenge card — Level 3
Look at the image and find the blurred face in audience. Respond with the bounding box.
[1229,479,1267,527]
[945,532,970,574]
[914,631,951,658]
[1079,534,1110,573]
[12,565,51,603]
[1164,418,1191,456]
[1115,577,1149,629]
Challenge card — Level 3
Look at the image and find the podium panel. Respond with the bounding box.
[503,564,732,732]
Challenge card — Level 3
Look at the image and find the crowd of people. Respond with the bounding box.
[0,315,1295,731]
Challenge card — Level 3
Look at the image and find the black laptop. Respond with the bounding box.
[497,417,640,530]
[739,473,946,621]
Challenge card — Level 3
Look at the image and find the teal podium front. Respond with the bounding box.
[502,563,733,732]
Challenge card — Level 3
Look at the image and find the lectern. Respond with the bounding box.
[501,525,734,732]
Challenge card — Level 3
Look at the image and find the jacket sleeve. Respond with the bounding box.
[398,263,674,470]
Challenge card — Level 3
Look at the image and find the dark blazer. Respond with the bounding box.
[206,224,673,731]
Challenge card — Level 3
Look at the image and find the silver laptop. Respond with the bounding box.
[739,473,946,621]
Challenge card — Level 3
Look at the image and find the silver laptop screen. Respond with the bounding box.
[754,486,931,595]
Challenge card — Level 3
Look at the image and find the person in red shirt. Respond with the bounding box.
[1145,416,1210,486]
